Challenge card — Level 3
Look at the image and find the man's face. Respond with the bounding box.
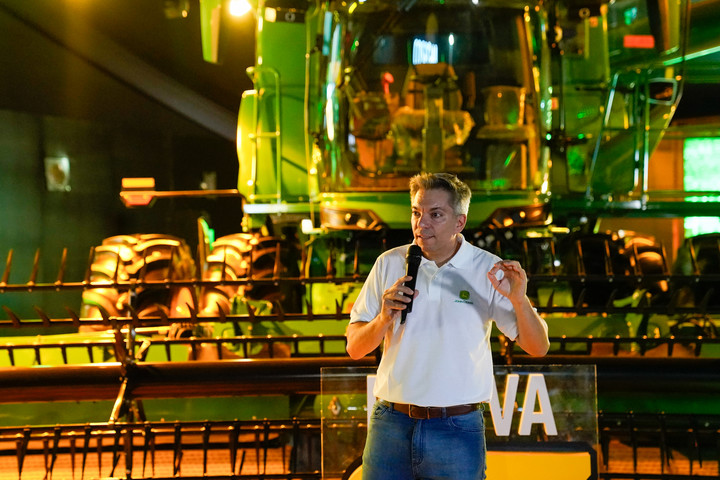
[411,188,466,260]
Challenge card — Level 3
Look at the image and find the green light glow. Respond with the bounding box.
[684,138,720,237]
[623,8,637,26]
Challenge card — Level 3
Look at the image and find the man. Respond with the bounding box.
[346,172,549,480]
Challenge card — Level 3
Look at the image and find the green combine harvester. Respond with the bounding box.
[1,0,720,478]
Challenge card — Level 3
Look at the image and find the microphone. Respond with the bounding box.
[401,244,422,324]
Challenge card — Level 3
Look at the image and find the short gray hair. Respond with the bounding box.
[409,173,471,215]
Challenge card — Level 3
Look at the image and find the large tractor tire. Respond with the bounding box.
[196,231,304,358]
[80,234,197,321]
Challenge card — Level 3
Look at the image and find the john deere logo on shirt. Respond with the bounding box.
[455,290,473,304]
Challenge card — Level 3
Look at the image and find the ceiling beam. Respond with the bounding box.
[0,1,237,141]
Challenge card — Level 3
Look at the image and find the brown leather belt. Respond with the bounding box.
[381,400,483,419]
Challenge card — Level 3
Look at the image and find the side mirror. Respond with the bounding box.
[648,78,678,105]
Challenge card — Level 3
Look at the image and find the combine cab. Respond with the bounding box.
[1,0,720,478]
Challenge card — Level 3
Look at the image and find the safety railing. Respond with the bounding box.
[0,413,717,480]
[1,328,720,368]
[4,242,720,315]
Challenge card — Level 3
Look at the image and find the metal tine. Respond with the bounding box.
[688,237,700,276]
[82,246,95,287]
[34,342,43,366]
[273,240,282,281]
[694,335,704,357]
[575,288,587,311]
[81,425,91,480]
[142,423,152,477]
[600,422,612,470]
[96,431,103,478]
[16,428,30,479]
[336,299,343,321]
[124,427,134,480]
[97,304,112,328]
[274,299,285,323]
[353,239,361,279]
[238,449,246,476]
[667,335,675,356]
[216,337,224,359]
[305,297,314,321]
[605,288,619,312]
[680,422,695,475]
[150,424,157,477]
[545,289,555,309]
[189,286,200,313]
[189,336,199,361]
[638,336,648,356]
[253,426,261,473]
[1,249,13,287]
[3,305,22,328]
[291,421,299,473]
[55,248,68,287]
[33,306,53,328]
[660,242,670,275]
[48,427,61,478]
[262,420,271,474]
[603,238,614,276]
[164,340,173,361]
[109,428,123,477]
[216,300,227,322]
[69,435,77,480]
[246,299,256,324]
[7,344,15,366]
[628,413,639,472]
[65,306,81,328]
[60,341,69,365]
[691,417,702,472]
[299,244,307,281]
[173,422,183,476]
[229,422,239,475]
[186,302,198,324]
[42,436,50,480]
[246,242,254,281]
[157,307,170,326]
[326,241,336,279]
[575,240,586,276]
[202,421,211,475]
[521,239,530,273]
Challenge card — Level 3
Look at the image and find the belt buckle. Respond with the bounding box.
[408,405,429,419]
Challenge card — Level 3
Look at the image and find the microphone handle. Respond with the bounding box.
[401,263,419,324]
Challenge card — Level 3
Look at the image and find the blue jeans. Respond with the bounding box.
[362,400,487,480]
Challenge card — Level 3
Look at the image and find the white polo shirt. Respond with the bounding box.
[350,236,519,407]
